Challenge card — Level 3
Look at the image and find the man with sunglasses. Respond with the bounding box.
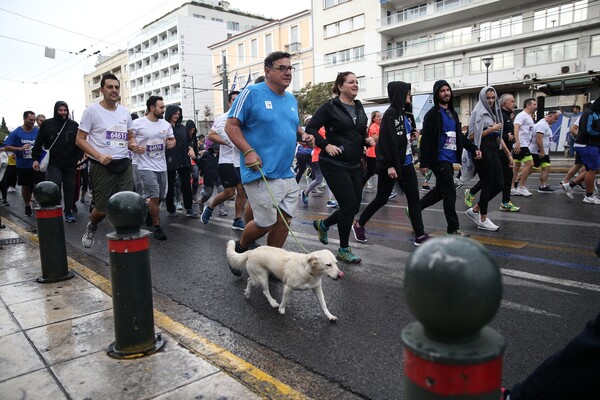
[225,51,314,264]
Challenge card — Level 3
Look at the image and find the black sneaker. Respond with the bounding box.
[2,200,9,206]
[25,205,32,217]
[537,186,555,193]
[71,204,78,213]
[153,226,167,240]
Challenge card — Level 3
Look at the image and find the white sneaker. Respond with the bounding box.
[510,188,521,196]
[561,181,574,199]
[517,187,532,197]
[478,217,499,231]
[465,208,480,226]
[81,222,97,248]
[583,195,600,205]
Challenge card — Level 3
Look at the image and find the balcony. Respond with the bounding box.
[377,0,523,37]
[285,42,302,54]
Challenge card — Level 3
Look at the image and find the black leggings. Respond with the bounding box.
[295,152,312,183]
[320,160,363,249]
[420,161,459,234]
[358,164,425,237]
[473,138,503,215]
[362,156,377,185]
[470,152,513,204]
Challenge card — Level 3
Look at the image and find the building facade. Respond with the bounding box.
[312,0,600,127]
[126,1,270,124]
[83,50,130,110]
[209,10,314,115]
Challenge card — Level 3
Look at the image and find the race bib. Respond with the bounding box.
[146,139,165,158]
[23,149,32,159]
[443,131,457,151]
[406,132,412,156]
[105,125,128,148]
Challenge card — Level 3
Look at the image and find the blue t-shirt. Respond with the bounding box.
[4,126,40,169]
[438,108,458,163]
[404,117,413,166]
[228,82,299,183]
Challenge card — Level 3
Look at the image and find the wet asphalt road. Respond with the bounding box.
[3,171,599,399]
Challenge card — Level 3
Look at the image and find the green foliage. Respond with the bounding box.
[295,81,334,118]
[0,117,9,142]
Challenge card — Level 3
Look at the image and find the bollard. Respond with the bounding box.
[401,236,504,400]
[105,191,164,359]
[33,181,74,283]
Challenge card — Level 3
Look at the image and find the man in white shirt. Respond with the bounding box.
[76,74,134,248]
[204,90,248,230]
[512,98,537,197]
[531,111,560,193]
[129,96,175,240]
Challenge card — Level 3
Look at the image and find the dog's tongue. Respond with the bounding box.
[338,271,345,280]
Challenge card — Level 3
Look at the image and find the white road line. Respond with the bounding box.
[500,300,561,317]
[500,268,600,292]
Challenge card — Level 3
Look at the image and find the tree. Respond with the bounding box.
[0,117,9,142]
[295,81,334,118]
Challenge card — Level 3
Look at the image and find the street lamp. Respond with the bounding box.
[482,56,494,87]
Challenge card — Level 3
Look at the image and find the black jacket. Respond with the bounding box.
[32,101,82,169]
[376,81,414,172]
[575,97,600,147]
[305,97,368,168]
[419,80,478,169]
[198,147,220,186]
[185,119,199,157]
[165,105,191,170]
[501,107,515,151]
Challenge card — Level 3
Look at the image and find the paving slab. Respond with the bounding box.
[0,275,92,306]
[0,369,67,400]
[0,331,45,382]
[0,265,42,286]
[153,371,261,400]
[0,305,21,338]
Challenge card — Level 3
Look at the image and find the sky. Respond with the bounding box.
[0,0,311,130]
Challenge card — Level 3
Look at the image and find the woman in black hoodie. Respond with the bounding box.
[32,101,82,222]
[305,72,374,264]
[352,82,429,246]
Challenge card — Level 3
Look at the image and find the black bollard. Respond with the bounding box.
[33,181,74,283]
[105,191,164,359]
[401,236,504,400]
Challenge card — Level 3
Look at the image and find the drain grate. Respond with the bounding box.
[0,237,25,246]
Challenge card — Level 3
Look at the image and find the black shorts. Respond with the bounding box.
[218,163,240,188]
[532,154,551,168]
[512,146,532,162]
[16,168,45,187]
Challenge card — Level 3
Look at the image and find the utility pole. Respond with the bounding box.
[189,75,197,126]
[222,55,229,112]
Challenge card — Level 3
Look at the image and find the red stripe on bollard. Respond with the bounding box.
[36,208,63,219]
[108,237,150,253]
[403,348,502,396]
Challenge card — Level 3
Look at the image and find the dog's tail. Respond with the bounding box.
[226,240,249,275]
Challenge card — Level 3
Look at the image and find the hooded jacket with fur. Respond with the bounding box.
[376,81,414,172]
[419,80,478,169]
[165,105,191,170]
[32,101,82,169]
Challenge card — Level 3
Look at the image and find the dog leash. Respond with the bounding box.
[246,161,309,254]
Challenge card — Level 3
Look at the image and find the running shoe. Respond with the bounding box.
[573,183,586,192]
[465,208,479,226]
[25,205,32,216]
[478,217,499,231]
[2,200,9,206]
[352,222,367,243]
[232,218,245,230]
[389,191,398,199]
[153,226,167,240]
[65,214,77,223]
[447,229,470,237]
[537,186,555,193]
[313,219,329,245]
[595,179,600,195]
[337,247,361,264]
[301,191,309,205]
[186,208,199,218]
[510,188,521,196]
[414,234,430,247]
[201,206,213,224]
[176,202,183,210]
[168,211,178,217]
[583,195,600,205]
[326,200,338,208]
[499,202,520,212]
[516,187,532,197]
[421,185,431,192]
[464,188,474,208]
[561,181,574,199]
[454,178,464,190]
[218,209,228,216]
[82,222,97,248]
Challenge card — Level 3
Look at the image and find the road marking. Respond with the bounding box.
[500,268,600,292]
[500,300,561,317]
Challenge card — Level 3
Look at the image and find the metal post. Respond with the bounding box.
[482,56,493,87]
[105,191,164,359]
[401,237,504,399]
[190,75,197,126]
[222,55,229,112]
[33,181,74,283]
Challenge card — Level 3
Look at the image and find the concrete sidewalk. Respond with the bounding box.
[0,219,306,400]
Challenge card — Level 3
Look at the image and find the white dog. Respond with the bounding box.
[226,240,344,321]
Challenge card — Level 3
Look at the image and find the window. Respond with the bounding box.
[251,39,258,58]
[324,46,364,66]
[238,43,245,64]
[227,21,240,30]
[385,67,418,85]
[591,35,600,56]
[193,14,205,19]
[325,53,337,65]
[424,60,461,80]
[356,75,366,91]
[433,26,471,51]
[436,0,461,12]
[533,1,587,31]
[323,14,365,38]
[479,15,522,42]
[265,34,272,54]
[292,63,301,92]
[470,51,514,73]
[324,0,350,9]
[525,39,577,65]
[291,26,299,43]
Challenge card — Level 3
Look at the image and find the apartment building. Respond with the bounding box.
[208,10,313,115]
[312,0,600,128]
[126,1,270,123]
[83,50,130,110]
